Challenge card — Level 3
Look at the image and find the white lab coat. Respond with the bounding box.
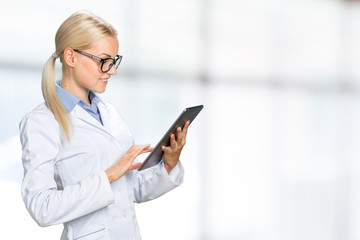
[20,101,184,240]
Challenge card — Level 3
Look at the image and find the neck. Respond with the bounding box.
[61,77,90,105]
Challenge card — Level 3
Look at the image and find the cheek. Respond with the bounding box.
[78,58,101,75]
[85,62,100,75]
[79,63,102,82]
[74,65,101,89]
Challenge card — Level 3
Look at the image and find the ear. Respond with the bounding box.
[62,47,76,68]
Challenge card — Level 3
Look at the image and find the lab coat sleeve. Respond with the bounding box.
[132,160,184,203]
[20,112,114,227]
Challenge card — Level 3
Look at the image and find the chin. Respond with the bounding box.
[96,88,106,93]
[92,86,106,93]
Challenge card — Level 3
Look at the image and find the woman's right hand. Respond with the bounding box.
[105,144,153,183]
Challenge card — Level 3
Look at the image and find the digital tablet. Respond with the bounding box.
[138,105,204,171]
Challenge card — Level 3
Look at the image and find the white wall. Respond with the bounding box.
[1,0,360,239]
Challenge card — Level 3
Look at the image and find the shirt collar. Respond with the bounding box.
[55,80,102,113]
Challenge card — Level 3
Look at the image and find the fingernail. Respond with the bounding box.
[171,134,175,138]
[178,127,181,131]
[162,146,165,150]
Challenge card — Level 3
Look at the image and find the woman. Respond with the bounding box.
[20,11,188,240]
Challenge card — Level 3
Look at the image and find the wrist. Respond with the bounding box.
[164,162,175,174]
[105,169,114,183]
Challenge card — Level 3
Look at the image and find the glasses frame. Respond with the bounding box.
[73,49,122,73]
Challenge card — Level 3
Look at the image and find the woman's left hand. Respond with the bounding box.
[162,120,190,174]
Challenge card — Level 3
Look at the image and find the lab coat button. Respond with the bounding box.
[123,211,128,218]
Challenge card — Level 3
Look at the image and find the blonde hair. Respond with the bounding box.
[41,11,118,141]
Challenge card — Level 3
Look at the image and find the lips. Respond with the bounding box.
[99,78,109,85]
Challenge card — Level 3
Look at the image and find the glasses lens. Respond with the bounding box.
[115,56,122,69]
[101,56,122,73]
[101,59,114,73]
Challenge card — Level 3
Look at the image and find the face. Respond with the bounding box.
[64,36,119,100]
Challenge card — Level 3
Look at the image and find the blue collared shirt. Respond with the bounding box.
[55,81,103,125]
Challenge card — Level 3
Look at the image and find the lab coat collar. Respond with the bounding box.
[72,102,113,138]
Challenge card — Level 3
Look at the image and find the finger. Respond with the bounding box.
[128,145,144,155]
[177,122,189,144]
[162,145,171,152]
[132,144,150,149]
[170,133,177,148]
[182,120,190,137]
[140,144,151,151]
[140,147,154,154]
[128,162,142,170]
[138,144,151,152]
[132,144,151,155]
[176,126,184,143]
[142,144,151,149]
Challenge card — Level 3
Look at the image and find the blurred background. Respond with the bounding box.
[1,0,360,239]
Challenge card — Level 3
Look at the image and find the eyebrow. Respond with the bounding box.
[98,53,112,58]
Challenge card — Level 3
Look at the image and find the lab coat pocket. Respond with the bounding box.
[56,153,97,185]
[56,135,100,185]
[73,227,110,240]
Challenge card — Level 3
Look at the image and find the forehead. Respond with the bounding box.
[87,36,119,56]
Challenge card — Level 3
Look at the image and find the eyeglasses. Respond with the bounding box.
[73,49,122,73]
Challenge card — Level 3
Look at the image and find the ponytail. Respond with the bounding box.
[40,11,118,142]
[41,54,71,141]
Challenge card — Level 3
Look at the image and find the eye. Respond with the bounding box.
[105,59,114,66]
[101,59,115,72]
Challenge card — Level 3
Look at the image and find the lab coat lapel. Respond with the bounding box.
[73,105,106,131]
[72,103,123,144]
[97,102,112,134]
